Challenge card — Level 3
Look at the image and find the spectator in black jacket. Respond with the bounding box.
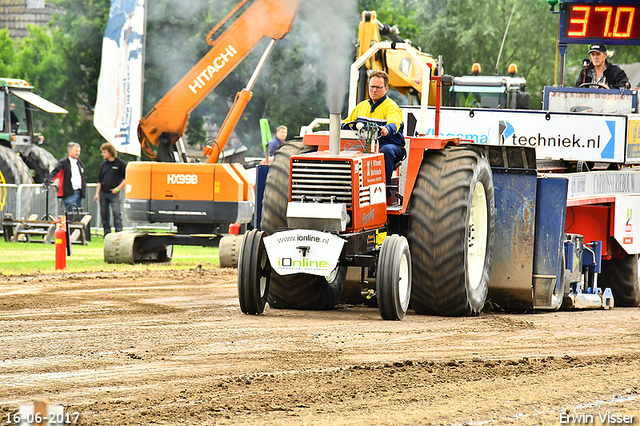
[575,43,630,89]
[94,143,127,236]
[48,142,87,211]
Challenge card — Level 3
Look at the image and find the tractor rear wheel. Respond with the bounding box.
[238,229,270,314]
[600,254,640,307]
[1,145,34,220]
[408,146,495,316]
[377,234,412,320]
[0,145,33,185]
[261,140,346,310]
[22,145,57,184]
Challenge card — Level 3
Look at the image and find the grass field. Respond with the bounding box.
[0,235,221,275]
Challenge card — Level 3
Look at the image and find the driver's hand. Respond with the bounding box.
[602,83,610,89]
[380,127,389,137]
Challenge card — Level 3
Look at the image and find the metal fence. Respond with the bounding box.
[0,183,173,235]
[0,184,18,222]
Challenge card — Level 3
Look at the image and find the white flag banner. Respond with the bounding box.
[94,0,145,156]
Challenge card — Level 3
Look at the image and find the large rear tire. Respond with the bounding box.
[0,145,33,185]
[21,145,58,184]
[377,235,412,320]
[238,229,270,314]
[600,254,640,307]
[408,146,495,316]
[261,140,346,310]
[1,145,34,220]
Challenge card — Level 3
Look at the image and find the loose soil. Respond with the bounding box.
[1,268,639,425]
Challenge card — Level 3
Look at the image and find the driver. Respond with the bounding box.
[343,70,405,197]
[575,43,630,89]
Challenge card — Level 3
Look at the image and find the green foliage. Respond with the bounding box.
[0,30,16,76]
[414,0,557,108]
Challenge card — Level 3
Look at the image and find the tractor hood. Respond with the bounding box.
[10,89,68,114]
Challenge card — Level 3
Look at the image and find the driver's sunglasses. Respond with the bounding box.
[369,85,386,90]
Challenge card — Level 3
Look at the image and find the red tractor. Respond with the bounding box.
[239,43,498,320]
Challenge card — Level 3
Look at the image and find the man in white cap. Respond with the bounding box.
[575,43,629,89]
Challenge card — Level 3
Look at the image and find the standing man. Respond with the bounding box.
[48,142,87,211]
[343,70,405,194]
[575,44,630,89]
[267,125,288,156]
[94,143,127,236]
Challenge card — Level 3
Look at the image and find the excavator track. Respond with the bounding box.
[103,231,173,264]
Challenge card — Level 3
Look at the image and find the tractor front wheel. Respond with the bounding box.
[238,229,271,314]
[377,234,412,320]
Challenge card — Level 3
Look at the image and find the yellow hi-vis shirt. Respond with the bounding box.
[343,95,405,147]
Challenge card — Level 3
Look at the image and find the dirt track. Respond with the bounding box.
[1,268,639,425]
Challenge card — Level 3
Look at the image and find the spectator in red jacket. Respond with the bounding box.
[47,142,87,211]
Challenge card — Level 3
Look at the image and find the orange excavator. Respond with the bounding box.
[104,0,303,263]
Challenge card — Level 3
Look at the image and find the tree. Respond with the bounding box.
[0,30,16,76]
[412,0,557,108]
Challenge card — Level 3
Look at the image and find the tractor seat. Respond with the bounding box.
[393,148,407,171]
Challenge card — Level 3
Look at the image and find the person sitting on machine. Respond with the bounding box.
[343,70,405,200]
[575,43,630,89]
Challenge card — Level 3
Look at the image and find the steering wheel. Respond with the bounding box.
[579,82,609,89]
[342,120,366,131]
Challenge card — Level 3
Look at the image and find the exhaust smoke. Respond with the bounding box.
[299,0,358,114]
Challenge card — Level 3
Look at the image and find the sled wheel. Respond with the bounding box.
[238,229,270,314]
[600,254,640,307]
[377,235,412,320]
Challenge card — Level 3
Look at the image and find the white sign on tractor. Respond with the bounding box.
[263,229,345,276]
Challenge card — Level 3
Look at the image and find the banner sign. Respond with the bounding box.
[94,0,145,156]
[405,107,628,163]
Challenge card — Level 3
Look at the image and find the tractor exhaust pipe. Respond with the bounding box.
[329,113,341,156]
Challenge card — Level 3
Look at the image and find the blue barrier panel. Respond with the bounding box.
[532,175,568,308]
[487,168,538,309]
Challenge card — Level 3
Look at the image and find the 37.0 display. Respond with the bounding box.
[562,2,639,43]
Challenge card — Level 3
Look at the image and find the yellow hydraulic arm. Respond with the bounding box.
[357,11,439,106]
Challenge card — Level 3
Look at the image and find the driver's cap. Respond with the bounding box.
[588,43,607,54]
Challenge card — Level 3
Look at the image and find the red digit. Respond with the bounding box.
[568,5,590,37]
[613,7,635,38]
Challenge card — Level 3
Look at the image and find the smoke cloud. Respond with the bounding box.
[298,0,359,114]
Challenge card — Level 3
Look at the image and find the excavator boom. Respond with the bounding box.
[138,0,302,150]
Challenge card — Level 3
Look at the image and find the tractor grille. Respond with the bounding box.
[291,159,354,207]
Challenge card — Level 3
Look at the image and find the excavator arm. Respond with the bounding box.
[138,0,302,157]
[356,11,439,106]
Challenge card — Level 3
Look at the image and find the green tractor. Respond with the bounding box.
[0,78,67,186]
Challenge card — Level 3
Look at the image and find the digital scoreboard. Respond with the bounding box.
[560,1,640,45]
